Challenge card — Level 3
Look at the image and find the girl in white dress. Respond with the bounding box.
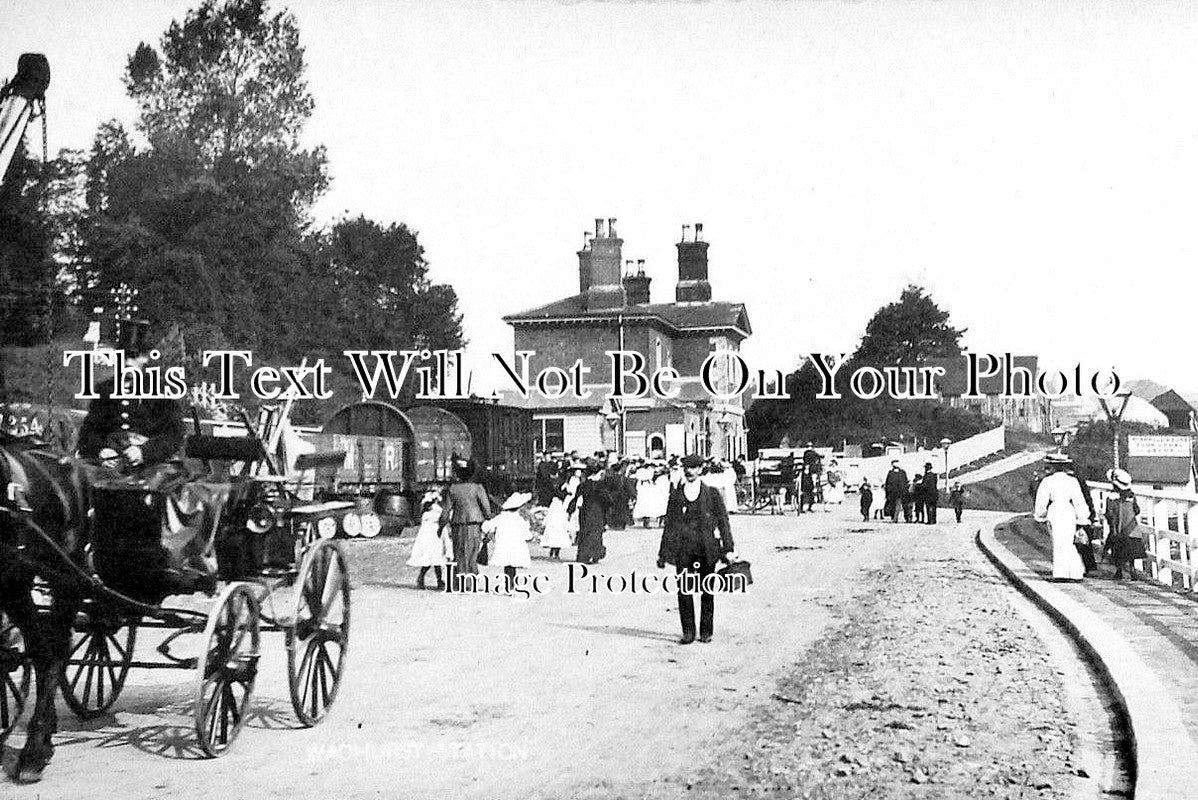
[485,492,534,592]
[407,490,451,590]
[539,481,571,558]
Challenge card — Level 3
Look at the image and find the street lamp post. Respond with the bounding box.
[1099,391,1133,471]
[940,437,952,482]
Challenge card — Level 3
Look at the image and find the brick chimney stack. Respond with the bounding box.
[623,258,651,305]
[577,230,593,293]
[584,216,626,310]
[675,222,712,303]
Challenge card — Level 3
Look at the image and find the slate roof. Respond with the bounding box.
[503,293,751,338]
[1150,390,1196,414]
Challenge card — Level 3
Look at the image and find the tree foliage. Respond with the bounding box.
[317,216,464,353]
[746,284,985,453]
[70,0,463,377]
[0,143,83,345]
[855,284,965,368]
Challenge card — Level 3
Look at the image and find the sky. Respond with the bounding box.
[6,0,1198,397]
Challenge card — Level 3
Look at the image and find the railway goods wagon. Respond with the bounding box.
[310,401,417,492]
[401,404,473,483]
[422,399,535,490]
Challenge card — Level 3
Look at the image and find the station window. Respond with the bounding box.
[535,418,565,453]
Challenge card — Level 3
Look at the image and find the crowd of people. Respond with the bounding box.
[407,451,741,644]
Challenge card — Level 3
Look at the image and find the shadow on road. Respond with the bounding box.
[547,622,677,642]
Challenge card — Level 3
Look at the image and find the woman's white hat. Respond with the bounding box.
[502,492,532,511]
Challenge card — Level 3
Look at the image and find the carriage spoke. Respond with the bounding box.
[195,584,258,757]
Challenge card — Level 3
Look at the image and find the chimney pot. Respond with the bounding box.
[695,223,703,242]
[608,218,617,238]
[682,224,691,242]
[637,258,645,275]
[595,218,605,238]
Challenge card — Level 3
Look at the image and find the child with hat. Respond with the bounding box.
[1103,469,1145,580]
[408,489,450,590]
[484,492,534,593]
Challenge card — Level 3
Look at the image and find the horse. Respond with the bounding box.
[0,442,90,783]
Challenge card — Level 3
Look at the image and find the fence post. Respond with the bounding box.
[1153,499,1172,586]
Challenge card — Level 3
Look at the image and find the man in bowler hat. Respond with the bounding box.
[657,453,736,644]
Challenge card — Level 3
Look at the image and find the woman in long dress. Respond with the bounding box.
[562,466,583,542]
[569,465,611,564]
[1033,455,1089,581]
[539,480,572,559]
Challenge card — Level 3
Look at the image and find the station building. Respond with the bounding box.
[502,219,751,460]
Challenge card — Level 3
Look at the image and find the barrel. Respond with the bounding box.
[375,491,412,523]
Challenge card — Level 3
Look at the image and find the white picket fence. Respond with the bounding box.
[1086,481,1198,591]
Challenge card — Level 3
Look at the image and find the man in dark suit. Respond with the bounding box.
[920,463,939,524]
[441,459,493,590]
[77,323,185,472]
[657,454,736,645]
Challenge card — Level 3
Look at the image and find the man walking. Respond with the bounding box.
[441,460,492,590]
[658,454,736,645]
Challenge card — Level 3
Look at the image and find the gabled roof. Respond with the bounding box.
[503,293,751,338]
[920,355,1039,397]
[1150,389,1196,414]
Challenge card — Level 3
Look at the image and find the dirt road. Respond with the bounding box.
[0,508,1102,799]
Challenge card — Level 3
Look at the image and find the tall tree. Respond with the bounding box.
[81,0,327,355]
[854,284,965,367]
[317,216,465,353]
[0,143,56,345]
[746,284,978,453]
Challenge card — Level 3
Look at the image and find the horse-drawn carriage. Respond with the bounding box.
[0,411,355,773]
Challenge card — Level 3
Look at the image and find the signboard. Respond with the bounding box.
[1128,435,1192,458]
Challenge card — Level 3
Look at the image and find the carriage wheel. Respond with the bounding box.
[0,616,30,738]
[60,611,137,719]
[287,539,350,726]
[194,583,260,757]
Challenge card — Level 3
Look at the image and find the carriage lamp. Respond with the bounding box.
[342,513,362,537]
[246,503,277,534]
[316,516,338,539]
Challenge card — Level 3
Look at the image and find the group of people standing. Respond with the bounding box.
[870,461,952,523]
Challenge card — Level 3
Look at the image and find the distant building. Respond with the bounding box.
[1150,390,1198,432]
[502,219,751,460]
[921,355,1051,433]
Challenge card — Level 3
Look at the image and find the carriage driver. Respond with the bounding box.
[77,320,185,474]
